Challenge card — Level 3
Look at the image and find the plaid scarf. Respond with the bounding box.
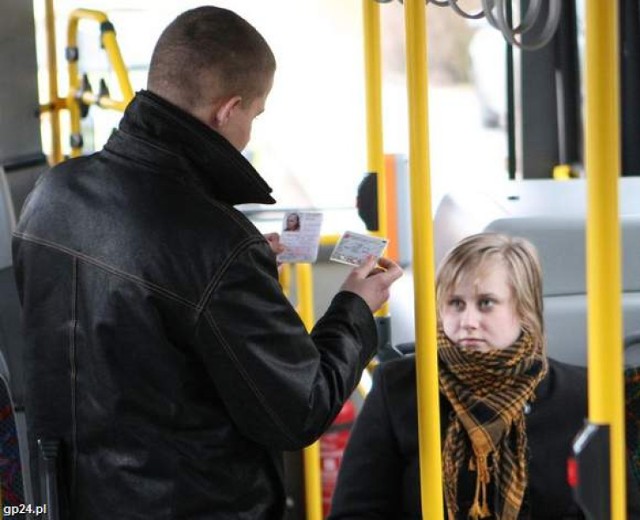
[438,330,548,520]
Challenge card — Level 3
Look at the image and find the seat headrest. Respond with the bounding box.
[486,215,640,296]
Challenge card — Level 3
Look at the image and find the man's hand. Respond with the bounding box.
[264,233,285,273]
[340,256,403,313]
[264,233,285,256]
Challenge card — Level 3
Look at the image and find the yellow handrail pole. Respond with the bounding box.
[296,263,323,520]
[362,0,389,318]
[45,0,63,165]
[66,11,84,158]
[100,25,134,105]
[279,263,292,298]
[403,1,444,518]
[67,9,135,157]
[68,9,134,106]
[319,234,340,247]
[302,440,322,520]
[585,1,626,519]
[78,92,129,112]
[362,0,388,241]
[296,263,315,332]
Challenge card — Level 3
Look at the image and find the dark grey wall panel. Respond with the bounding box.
[0,0,43,164]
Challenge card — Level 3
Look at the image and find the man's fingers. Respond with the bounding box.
[376,257,396,270]
[381,259,403,283]
[373,257,403,284]
[354,256,403,283]
[353,255,378,277]
[340,256,402,312]
[264,233,285,255]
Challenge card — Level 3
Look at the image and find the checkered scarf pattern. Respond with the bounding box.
[438,330,548,520]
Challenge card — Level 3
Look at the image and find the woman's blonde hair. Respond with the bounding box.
[435,233,545,351]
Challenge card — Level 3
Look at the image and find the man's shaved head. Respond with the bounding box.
[147,6,276,113]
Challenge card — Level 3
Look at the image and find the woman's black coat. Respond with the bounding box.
[329,357,640,519]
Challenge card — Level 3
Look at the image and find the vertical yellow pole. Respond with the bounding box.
[303,441,322,520]
[297,264,323,520]
[297,264,315,330]
[362,0,390,317]
[279,263,292,298]
[403,1,443,518]
[585,1,626,519]
[362,0,388,241]
[45,0,63,164]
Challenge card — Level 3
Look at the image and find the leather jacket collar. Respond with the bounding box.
[105,90,276,206]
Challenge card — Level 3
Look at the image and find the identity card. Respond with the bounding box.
[330,231,389,266]
[277,211,324,263]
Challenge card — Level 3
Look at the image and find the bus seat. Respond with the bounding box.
[0,168,26,408]
[0,166,34,505]
[433,177,640,266]
[3,160,46,218]
[0,350,25,508]
[394,342,418,356]
[626,334,640,487]
[0,163,64,519]
[483,215,640,366]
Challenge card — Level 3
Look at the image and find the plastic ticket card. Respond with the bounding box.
[277,211,324,263]
[330,231,389,266]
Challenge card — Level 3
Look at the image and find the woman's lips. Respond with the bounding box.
[459,338,485,348]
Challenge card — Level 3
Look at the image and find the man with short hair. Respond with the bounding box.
[13,6,402,519]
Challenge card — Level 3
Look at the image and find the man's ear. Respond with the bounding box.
[209,96,242,129]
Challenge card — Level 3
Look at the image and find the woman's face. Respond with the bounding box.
[440,260,522,352]
[286,214,299,229]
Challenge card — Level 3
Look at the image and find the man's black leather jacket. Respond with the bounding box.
[13,90,377,519]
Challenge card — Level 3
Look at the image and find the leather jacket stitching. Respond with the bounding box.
[196,236,265,313]
[70,256,78,510]
[202,308,299,446]
[14,231,197,309]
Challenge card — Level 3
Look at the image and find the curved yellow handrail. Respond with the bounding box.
[67,9,134,157]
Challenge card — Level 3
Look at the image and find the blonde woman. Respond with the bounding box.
[329,233,640,519]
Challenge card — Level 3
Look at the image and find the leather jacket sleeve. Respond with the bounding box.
[193,239,377,450]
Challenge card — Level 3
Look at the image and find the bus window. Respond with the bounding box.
[33,0,509,223]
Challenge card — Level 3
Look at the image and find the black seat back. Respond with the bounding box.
[0,168,28,409]
[0,350,25,507]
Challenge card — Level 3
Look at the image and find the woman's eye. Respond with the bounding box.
[448,299,464,310]
[479,298,494,310]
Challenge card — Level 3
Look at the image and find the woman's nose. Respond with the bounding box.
[461,307,479,329]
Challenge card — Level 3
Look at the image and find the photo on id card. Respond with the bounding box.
[277,211,324,263]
